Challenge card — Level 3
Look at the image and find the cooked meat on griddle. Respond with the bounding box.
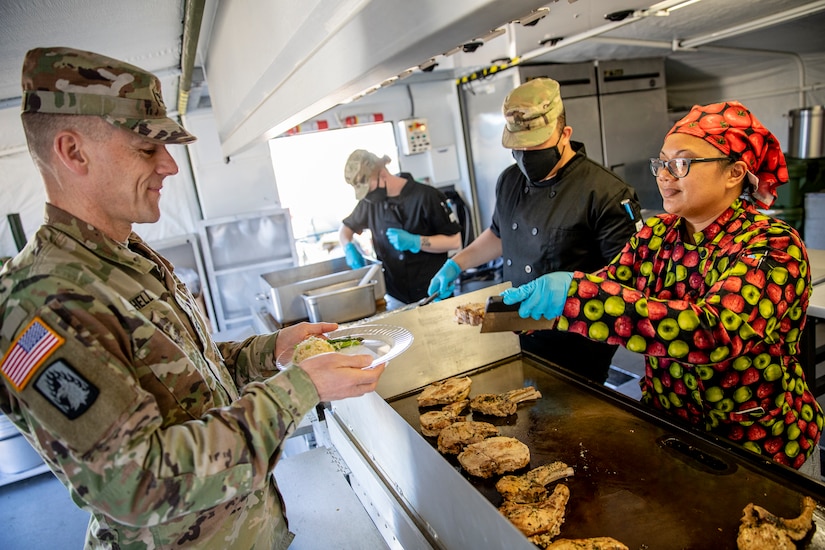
[499,483,569,538]
[457,436,530,478]
[496,461,575,503]
[455,302,485,326]
[417,376,472,407]
[736,496,816,550]
[419,400,468,437]
[470,386,542,417]
[537,536,629,550]
[437,420,500,454]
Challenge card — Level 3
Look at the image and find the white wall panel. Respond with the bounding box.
[184,110,280,219]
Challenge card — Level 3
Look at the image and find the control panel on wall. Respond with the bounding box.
[398,118,431,155]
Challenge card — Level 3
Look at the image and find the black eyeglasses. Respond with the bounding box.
[649,157,731,178]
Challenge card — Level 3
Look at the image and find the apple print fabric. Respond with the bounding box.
[666,100,788,209]
[556,198,822,469]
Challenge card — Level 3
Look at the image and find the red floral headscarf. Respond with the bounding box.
[666,101,788,209]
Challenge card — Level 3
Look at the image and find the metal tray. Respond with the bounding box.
[259,259,385,323]
[302,280,377,323]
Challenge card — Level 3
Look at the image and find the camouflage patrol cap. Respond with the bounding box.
[501,78,563,149]
[21,46,196,144]
[344,149,390,186]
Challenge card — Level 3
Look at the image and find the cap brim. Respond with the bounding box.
[109,116,197,144]
[501,125,555,149]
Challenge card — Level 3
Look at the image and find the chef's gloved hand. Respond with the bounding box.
[344,242,366,269]
[386,228,421,253]
[427,258,462,301]
[501,272,574,320]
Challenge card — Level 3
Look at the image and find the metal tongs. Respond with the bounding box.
[417,291,439,307]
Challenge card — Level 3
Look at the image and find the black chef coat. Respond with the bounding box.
[491,142,642,383]
[343,173,461,304]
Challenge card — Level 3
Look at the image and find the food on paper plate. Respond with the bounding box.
[457,436,530,478]
[496,461,575,504]
[499,483,570,538]
[419,400,468,437]
[437,420,500,455]
[291,336,335,364]
[417,376,472,407]
[736,496,816,550]
[291,335,364,364]
[470,386,542,417]
[454,302,486,326]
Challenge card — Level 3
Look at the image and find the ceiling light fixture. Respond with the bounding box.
[661,0,702,14]
[479,27,506,42]
[418,58,439,71]
[681,0,825,48]
[517,7,550,27]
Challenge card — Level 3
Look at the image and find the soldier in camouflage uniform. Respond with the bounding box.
[0,47,385,549]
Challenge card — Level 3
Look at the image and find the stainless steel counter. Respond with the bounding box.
[326,285,825,549]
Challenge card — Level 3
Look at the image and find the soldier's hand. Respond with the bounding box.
[298,353,385,401]
[276,321,338,359]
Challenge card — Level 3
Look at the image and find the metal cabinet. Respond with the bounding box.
[200,209,298,332]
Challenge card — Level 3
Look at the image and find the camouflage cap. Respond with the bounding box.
[344,149,389,186]
[501,78,563,149]
[21,46,196,144]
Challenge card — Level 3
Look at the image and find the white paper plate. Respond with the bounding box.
[277,324,413,370]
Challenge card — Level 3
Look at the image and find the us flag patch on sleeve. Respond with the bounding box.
[0,317,64,392]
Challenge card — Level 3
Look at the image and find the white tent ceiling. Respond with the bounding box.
[0,0,823,155]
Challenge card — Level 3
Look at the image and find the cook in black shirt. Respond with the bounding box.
[340,150,462,304]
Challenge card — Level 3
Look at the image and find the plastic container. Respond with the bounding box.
[302,280,377,323]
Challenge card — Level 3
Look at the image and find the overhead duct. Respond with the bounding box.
[177,0,206,116]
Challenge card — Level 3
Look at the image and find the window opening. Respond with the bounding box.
[269,122,398,264]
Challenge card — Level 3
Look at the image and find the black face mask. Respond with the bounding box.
[364,186,387,203]
[512,142,563,184]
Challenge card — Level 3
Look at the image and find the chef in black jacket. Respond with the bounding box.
[428,78,642,384]
[339,149,462,304]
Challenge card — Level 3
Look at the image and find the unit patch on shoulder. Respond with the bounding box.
[34,359,99,419]
[0,317,64,391]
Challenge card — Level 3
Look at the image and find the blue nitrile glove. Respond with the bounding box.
[344,242,366,269]
[386,228,421,253]
[501,272,574,320]
[427,258,462,301]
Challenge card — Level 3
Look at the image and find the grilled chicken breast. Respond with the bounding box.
[457,436,530,478]
[737,496,816,550]
[470,386,542,417]
[538,537,629,550]
[437,420,500,454]
[419,399,468,437]
[499,483,569,537]
[496,461,575,503]
[417,376,472,407]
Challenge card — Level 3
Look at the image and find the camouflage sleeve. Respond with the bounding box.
[216,333,280,385]
[1,285,318,528]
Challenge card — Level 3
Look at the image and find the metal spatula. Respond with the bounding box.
[479,295,559,333]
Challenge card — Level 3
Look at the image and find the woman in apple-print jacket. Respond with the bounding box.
[502,100,823,475]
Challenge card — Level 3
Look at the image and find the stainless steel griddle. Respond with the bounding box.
[325,285,825,549]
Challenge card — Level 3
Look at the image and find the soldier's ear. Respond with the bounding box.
[53,130,89,175]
